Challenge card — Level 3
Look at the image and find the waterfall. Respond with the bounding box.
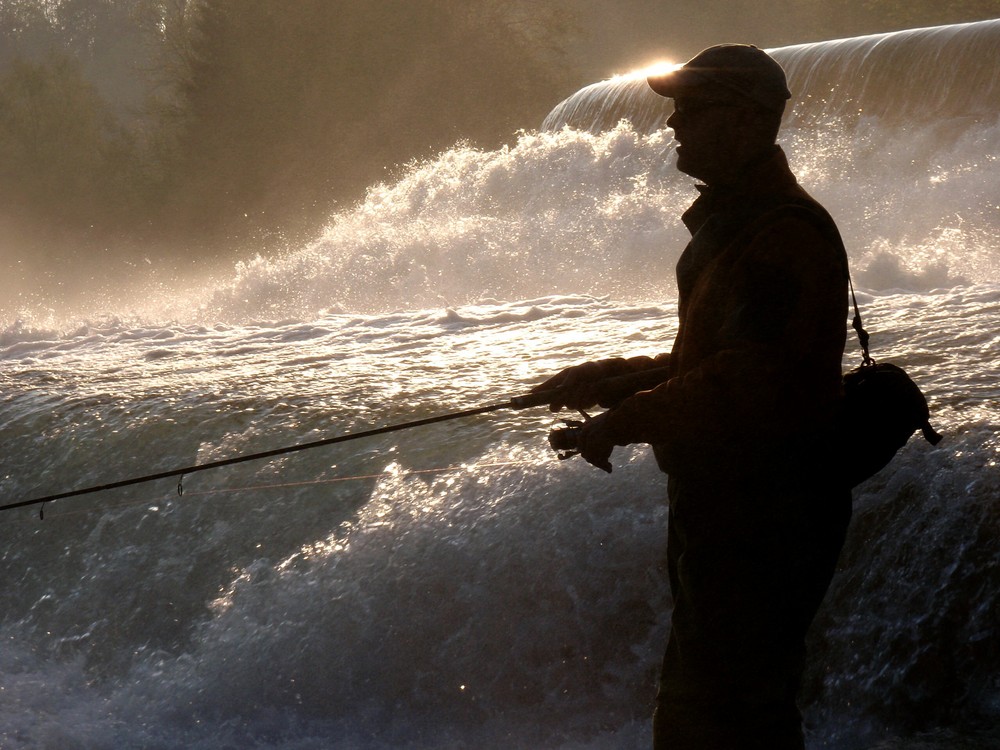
[542,19,1000,133]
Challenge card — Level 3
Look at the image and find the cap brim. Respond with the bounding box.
[647,68,711,98]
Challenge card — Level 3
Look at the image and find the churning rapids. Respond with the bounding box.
[1,20,998,750]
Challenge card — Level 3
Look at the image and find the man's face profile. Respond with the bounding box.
[666,94,771,185]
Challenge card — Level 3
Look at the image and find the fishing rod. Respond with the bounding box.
[3,366,671,517]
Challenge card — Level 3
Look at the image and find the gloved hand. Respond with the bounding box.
[530,354,669,412]
[575,411,616,473]
[530,360,622,412]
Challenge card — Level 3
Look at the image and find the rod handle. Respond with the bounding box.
[509,366,671,410]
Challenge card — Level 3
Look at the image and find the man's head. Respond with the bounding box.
[647,44,790,112]
[647,45,791,185]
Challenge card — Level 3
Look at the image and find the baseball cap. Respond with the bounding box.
[647,44,791,110]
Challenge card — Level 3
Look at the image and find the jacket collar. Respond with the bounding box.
[681,145,799,234]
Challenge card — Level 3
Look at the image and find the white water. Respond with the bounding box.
[2,20,999,750]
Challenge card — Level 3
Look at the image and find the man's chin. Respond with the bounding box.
[674,150,703,180]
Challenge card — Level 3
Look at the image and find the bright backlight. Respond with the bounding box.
[619,60,680,80]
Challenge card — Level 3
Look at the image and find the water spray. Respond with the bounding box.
[2,367,671,518]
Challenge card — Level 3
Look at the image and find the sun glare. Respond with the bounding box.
[617,60,681,81]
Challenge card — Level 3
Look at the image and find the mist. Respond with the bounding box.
[1,0,997,317]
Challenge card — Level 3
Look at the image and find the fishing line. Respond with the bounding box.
[3,400,530,517]
[3,366,670,518]
[20,459,541,523]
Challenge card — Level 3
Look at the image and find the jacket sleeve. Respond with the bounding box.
[601,214,848,452]
[591,352,672,378]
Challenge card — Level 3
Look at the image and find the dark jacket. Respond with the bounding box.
[603,146,848,479]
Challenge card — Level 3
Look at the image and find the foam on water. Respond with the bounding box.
[2,288,998,748]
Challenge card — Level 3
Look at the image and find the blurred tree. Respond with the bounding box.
[0,0,575,264]
[157,0,574,247]
[0,55,137,233]
[0,1,58,70]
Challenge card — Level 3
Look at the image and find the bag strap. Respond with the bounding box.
[848,272,873,366]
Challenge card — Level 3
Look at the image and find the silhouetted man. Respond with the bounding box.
[533,45,851,748]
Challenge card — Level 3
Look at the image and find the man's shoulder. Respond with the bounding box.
[740,200,848,277]
[756,199,843,248]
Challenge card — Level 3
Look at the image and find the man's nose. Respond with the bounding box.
[666,109,682,132]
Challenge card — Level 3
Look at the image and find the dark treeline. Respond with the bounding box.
[0,0,573,279]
